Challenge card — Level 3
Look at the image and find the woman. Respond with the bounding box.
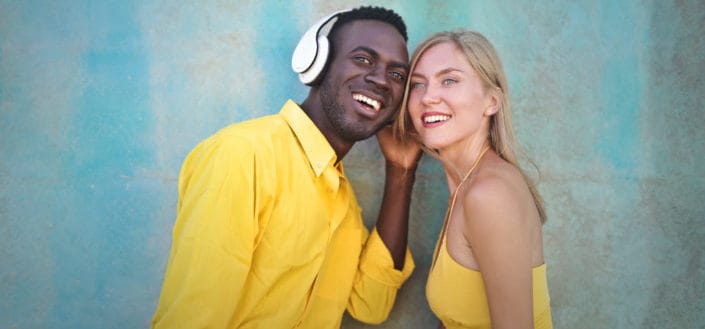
[394,30,552,329]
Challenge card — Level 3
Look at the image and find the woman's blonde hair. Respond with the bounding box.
[394,30,546,223]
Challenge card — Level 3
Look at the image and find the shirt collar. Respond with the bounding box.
[280,100,337,177]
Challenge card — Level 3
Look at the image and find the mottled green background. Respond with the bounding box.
[1,1,703,328]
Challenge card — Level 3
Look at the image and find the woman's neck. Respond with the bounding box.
[440,137,490,193]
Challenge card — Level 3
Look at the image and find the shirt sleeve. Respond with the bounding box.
[152,135,258,329]
[346,228,415,324]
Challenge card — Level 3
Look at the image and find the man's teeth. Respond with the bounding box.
[424,114,450,123]
[353,94,381,111]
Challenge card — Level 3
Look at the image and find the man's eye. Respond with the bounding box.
[390,71,406,81]
[354,56,372,64]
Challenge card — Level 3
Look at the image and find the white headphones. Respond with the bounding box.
[291,9,352,85]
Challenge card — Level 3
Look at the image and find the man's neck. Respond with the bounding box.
[300,96,354,161]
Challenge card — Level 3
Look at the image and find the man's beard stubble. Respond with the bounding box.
[319,79,379,142]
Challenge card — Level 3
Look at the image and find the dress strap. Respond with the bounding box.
[430,145,491,269]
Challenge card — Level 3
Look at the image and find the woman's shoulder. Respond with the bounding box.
[461,155,529,228]
[466,154,524,200]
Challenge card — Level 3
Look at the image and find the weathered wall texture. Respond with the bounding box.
[1,1,703,328]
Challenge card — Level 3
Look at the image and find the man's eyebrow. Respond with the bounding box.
[351,46,378,57]
[351,46,410,72]
[390,62,410,72]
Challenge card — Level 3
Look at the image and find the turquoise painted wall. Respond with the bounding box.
[1,1,703,328]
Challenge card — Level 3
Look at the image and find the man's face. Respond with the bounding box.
[319,20,409,142]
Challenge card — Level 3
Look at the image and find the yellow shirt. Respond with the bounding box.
[152,100,414,329]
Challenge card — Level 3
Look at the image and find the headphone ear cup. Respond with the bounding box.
[298,35,329,85]
[291,28,319,75]
[291,9,351,86]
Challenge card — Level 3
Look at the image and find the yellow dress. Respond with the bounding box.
[425,145,552,328]
[426,237,553,329]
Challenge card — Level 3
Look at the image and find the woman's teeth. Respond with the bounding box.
[423,114,450,123]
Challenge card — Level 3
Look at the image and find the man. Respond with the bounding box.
[152,6,420,328]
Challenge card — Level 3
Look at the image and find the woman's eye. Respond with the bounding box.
[410,82,425,90]
[442,78,457,86]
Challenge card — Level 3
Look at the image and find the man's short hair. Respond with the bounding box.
[329,6,408,42]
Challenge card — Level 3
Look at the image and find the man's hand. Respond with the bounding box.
[376,126,422,170]
[374,125,421,270]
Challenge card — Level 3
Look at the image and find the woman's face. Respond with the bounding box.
[407,42,495,152]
